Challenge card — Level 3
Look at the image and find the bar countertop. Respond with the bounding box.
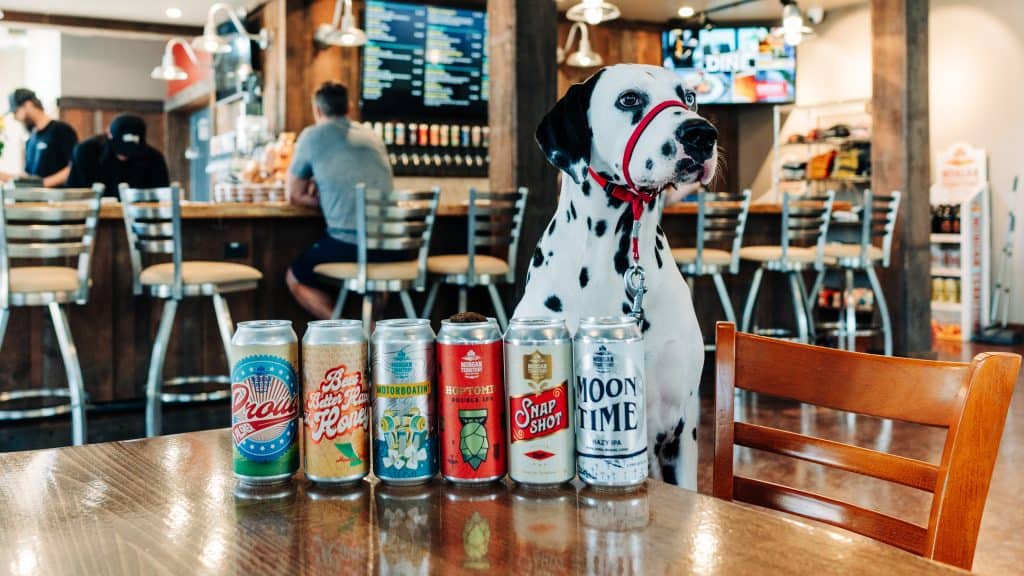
[0,430,965,575]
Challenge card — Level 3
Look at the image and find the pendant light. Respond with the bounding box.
[151,38,198,81]
[557,22,603,68]
[193,2,270,55]
[566,0,621,26]
[315,0,368,48]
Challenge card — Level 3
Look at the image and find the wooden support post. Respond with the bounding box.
[872,0,931,356]
[488,0,559,301]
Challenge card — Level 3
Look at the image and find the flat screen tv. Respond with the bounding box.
[361,0,488,122]
[662,27,796,105]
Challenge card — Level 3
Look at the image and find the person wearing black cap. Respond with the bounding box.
[3,88,78,187]
[66,114,170,197]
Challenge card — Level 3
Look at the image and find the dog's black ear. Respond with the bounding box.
[535,69,604,184]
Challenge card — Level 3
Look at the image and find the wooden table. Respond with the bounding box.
[0,430,965,575]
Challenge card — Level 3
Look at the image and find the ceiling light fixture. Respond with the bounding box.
[151,37,198,81]
[566,0,620,26]
[165,7,183,19]
[0,8,6,20]
[781,0,805,46]
[557,22,603,68]
[314,0,368,47]
[193,3,270,55]
[677,6,695,19]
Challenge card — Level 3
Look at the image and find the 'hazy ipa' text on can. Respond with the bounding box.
[505,318,575,486]
[438,318,506,484]
[372,319,437,485]
[231,320,300,486]
[573,316,647,489]
[302,319,369,485]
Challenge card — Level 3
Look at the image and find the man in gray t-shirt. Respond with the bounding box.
[286,82,406,319]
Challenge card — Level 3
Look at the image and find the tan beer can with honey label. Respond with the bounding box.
[302,320,370,484]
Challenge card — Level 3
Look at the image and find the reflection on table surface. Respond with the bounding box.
[0,429,964,575]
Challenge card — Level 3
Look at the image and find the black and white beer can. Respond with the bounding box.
[573,316,647,488]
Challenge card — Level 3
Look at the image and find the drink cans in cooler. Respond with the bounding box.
[437,318,506,483]
[449,124,460,148]
[471,125,482,148]
[302,319,370,485]
[429,124,441,147]
[504,318,575,486]
[408,123,419,146]
[574,316,647,489]
[461,125,471,148]
[394,122,406,146]
[372,319,437,485]
[419,124,430,147]
[439,124,450,147]
[383,122,394,146]
[231,320,300,486]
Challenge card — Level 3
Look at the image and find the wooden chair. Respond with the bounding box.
[713,322,1020,570]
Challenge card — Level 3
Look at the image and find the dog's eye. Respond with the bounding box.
[617,92,642,108]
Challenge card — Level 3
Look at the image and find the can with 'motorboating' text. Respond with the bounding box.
[437,317,506,484]
[231,320,300,486]
[302,319,369,485]
[504,318,575,486]
[372,319,437,485]
[573,316,647,489]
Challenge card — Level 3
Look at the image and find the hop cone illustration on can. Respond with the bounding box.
[459,409,489,470]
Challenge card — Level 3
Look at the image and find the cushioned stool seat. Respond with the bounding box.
[739,245,818,264]
[314,260,420,281]
[9,266,81,293]
[427,254,510,276]
[671,248,732,267]
[140,262,263,286]
[823,243,885,262]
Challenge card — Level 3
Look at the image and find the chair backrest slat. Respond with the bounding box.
[0,184,103,307]
[466,187,528,283]
[714,322,1021,570]
[781,190,834,268]
[354,184,440,291]
[695,189,751,273]
[119,184,183,297]
[856,190,901,267]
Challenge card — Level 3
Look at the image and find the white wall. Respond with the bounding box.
[60,34,166,100]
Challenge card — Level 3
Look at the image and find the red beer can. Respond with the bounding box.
[437,316,506,484]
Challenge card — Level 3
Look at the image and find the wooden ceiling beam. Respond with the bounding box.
[0,10,203,39]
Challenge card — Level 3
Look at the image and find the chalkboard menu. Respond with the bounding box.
[361,0,488,121]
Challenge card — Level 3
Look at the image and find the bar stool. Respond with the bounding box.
[315,185,440,331]
[120,184,263,437]
[421,187,528,330]
[808,190,901,355]
[739,190,835,343]
[0,183,103,446]
[671,189,751,348]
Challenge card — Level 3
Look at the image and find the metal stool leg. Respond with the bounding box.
[331,287,349,320]
[865,266,893,356]
[212,293,234,368]
[48,303,86,446]
[844,268,857,351]
[787,272,810,344]
[146,299,178,438]
[361,293,374,336]
[795,272,815,341]
[399,290,418,319]
[740,267,765,333]
[458,287,468,313]
[685,275,695,293]
[712,273,736,324]
[486,284,508,330]
[0,308,9,351]
[422,282,440,319]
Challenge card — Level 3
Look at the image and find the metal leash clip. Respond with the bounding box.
[625,264,647,323]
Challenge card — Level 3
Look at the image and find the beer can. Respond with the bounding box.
[394,122,406,146]
[512,485,580,573]
[231,320,300,486]
[441,484,510,569]
[579,485,650,575]
[437,319,506,484]
[504,318,575,486]
[372,319,437,485]
[383,122,394,145]
[439,124,450,147]
[408,123,419,146]
[574,316,647,489]
[461,125,471,148]
[471,125,482,148]
[304,483,371,570]
[302,320,370,485]
[419,124,430,147]
[449,124,460,148]
[376,484,438,573]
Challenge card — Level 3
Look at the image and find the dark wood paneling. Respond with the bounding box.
[1,10,201,37]
[58,98,167,155]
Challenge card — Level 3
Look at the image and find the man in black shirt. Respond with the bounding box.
[66,114,170,197]
[5,88,78,187]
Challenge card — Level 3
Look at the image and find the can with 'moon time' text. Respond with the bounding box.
[573,316,647,489]
[504,318,575,486]
[437,318,506,484]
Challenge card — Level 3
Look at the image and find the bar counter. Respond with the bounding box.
[0,429,965,575]
[0,200,843,420]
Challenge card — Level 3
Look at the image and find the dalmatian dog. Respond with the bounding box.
[513,64,718,489]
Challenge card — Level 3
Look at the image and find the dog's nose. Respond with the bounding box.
[676,119,717,163]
